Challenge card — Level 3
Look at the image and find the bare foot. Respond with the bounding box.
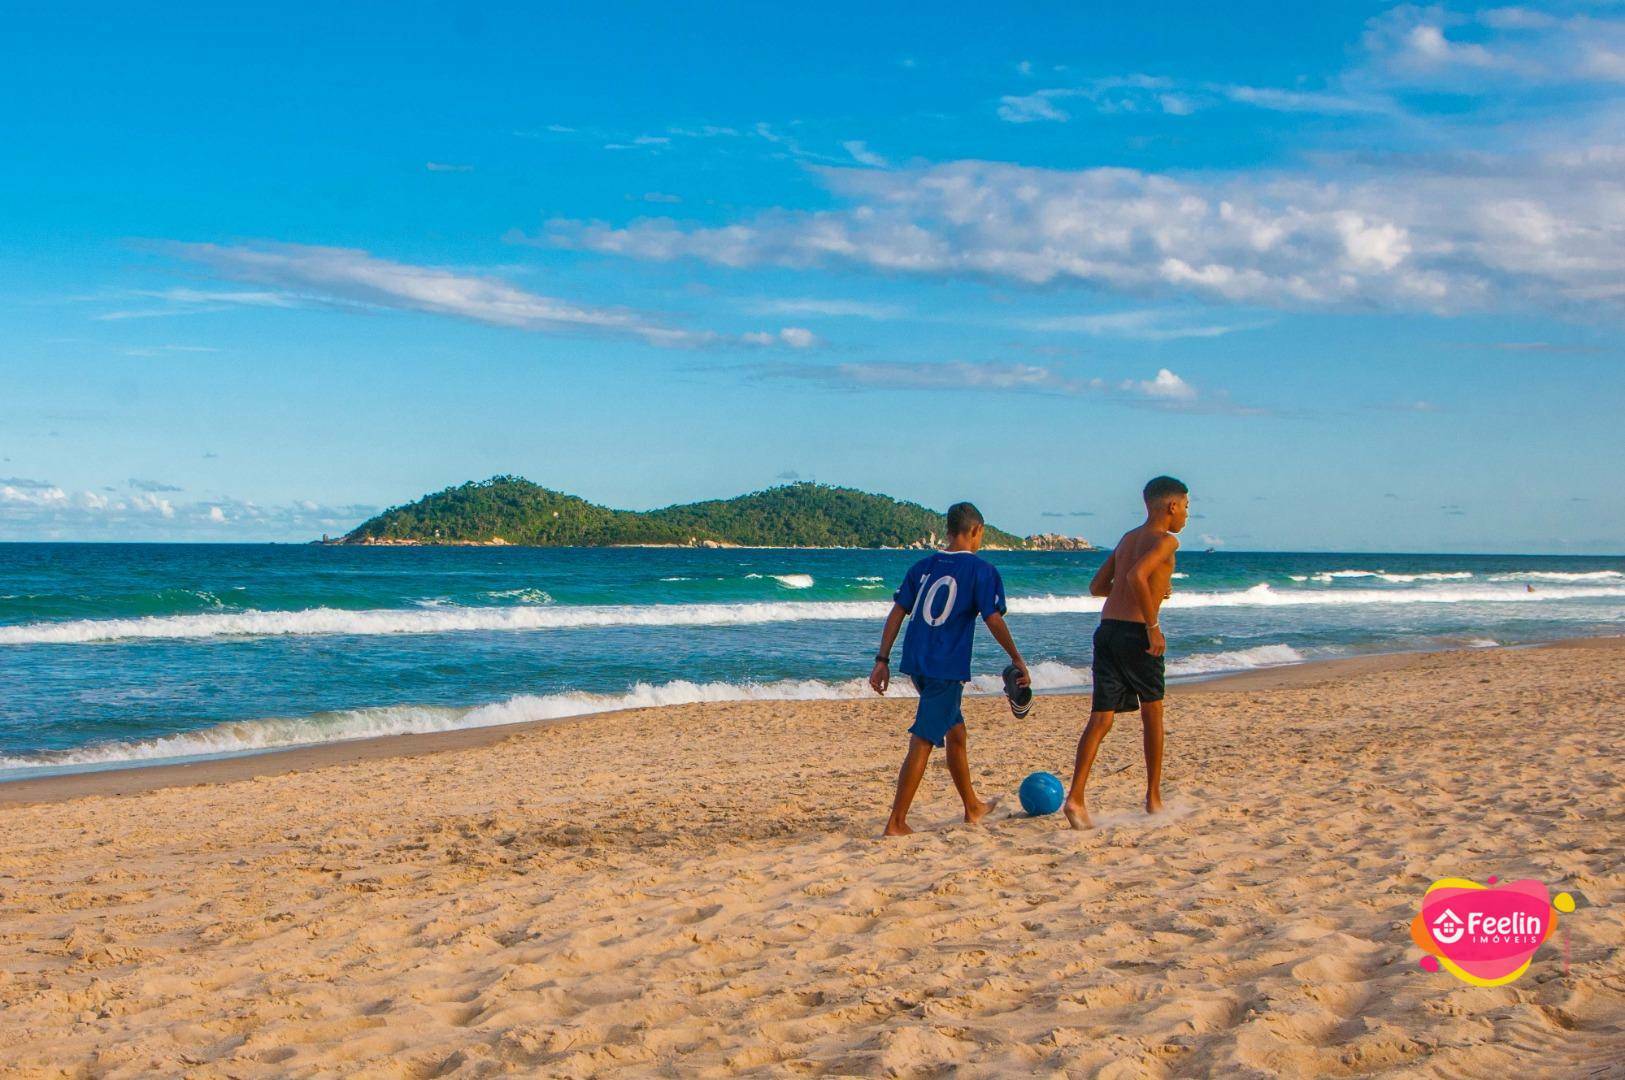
[882,820,914,837]
[1145,791,1164,815]
[965,794,1001,825]
[1062,800,1093,830]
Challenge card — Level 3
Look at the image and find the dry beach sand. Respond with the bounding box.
[1,640,1621,1077]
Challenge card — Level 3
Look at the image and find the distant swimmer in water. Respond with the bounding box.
[1527,584,1536,593]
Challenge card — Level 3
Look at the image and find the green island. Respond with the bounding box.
[330,476,1093,550]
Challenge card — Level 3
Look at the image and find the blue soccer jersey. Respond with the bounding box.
[894,551,1007,682]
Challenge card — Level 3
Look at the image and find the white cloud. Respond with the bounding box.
[156,242,807,350]
[997,8,1625,130]
[747,297,906,320]
[756,360,1253,412]
[161,242,710,346]
[0,480,384,540]
[425,161,474,172]
[995,74,1383,123]
[666,124,741,138]
[743,327,819,349]
[997,91,1074,123]
[842,140,888,168]
[94,288,299,320]
[544,152,1625,314]
[997,79,1192,123]
[1027,309,1266,340]
[1219,84,1389,115]
[1360,5,1625,86]
[130,492,176,518]
[1124,368,1198,402]
[1,483,68,506]
[776,360,1088,394]
[123,344,222,357]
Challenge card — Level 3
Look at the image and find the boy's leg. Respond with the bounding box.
[884,735,934,836]
[943,724,998,824]
[1062,710,1115,830]
[1140,699,1165,814]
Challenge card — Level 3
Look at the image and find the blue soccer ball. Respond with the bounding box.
[1019,771,1066,816]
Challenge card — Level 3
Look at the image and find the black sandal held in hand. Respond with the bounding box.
[1002,663,1033,718]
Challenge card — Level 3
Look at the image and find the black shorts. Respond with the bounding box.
[1091,619,1165,713]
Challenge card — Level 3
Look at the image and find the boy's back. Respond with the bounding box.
[868,501,1027,836]
[896,550,1006,681]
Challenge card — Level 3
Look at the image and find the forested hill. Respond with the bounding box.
[337,477,1035,549]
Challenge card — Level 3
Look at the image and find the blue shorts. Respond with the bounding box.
[909,675,965,747]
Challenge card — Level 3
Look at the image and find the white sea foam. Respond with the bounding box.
[0,644,1304,774]
[773,573,815,589]
[1488,570,1623,583]
[3,582,1621,645]
[1374,571,1474,583]
[1304,569,1474,584]
[1166,643,1304,674]
[483,588,553,604]
[0,600,892,644]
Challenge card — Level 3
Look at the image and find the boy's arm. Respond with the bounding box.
[1129,535,1179,656]
[1088,551,1116,597]
[983,612,1029,687]
[869,603,907,694]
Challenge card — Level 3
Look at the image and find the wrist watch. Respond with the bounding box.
[875,654,890,664]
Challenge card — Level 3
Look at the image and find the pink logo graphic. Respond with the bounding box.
[1411,876,1575,986]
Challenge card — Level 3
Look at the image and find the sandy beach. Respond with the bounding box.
[1,640,1620,1077]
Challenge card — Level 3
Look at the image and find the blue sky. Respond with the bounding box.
[2,2,1622,551]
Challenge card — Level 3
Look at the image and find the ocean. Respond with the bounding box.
[2,543,1621,780]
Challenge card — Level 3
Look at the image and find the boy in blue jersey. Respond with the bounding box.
[868,502,1030,837]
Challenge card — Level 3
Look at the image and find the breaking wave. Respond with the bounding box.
[772,573,816,589]
[0,645,1304,774]
[1488,570,1623,583]
[1288,570,1476,584]
[3,582,1622,645]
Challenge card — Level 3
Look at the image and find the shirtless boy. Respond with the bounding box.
[1062,476,1189,830]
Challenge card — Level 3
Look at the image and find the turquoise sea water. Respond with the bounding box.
[1,543,1621,778]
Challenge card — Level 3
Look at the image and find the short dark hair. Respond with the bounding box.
[1143,476,1188,503]
[945,501,984,536]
